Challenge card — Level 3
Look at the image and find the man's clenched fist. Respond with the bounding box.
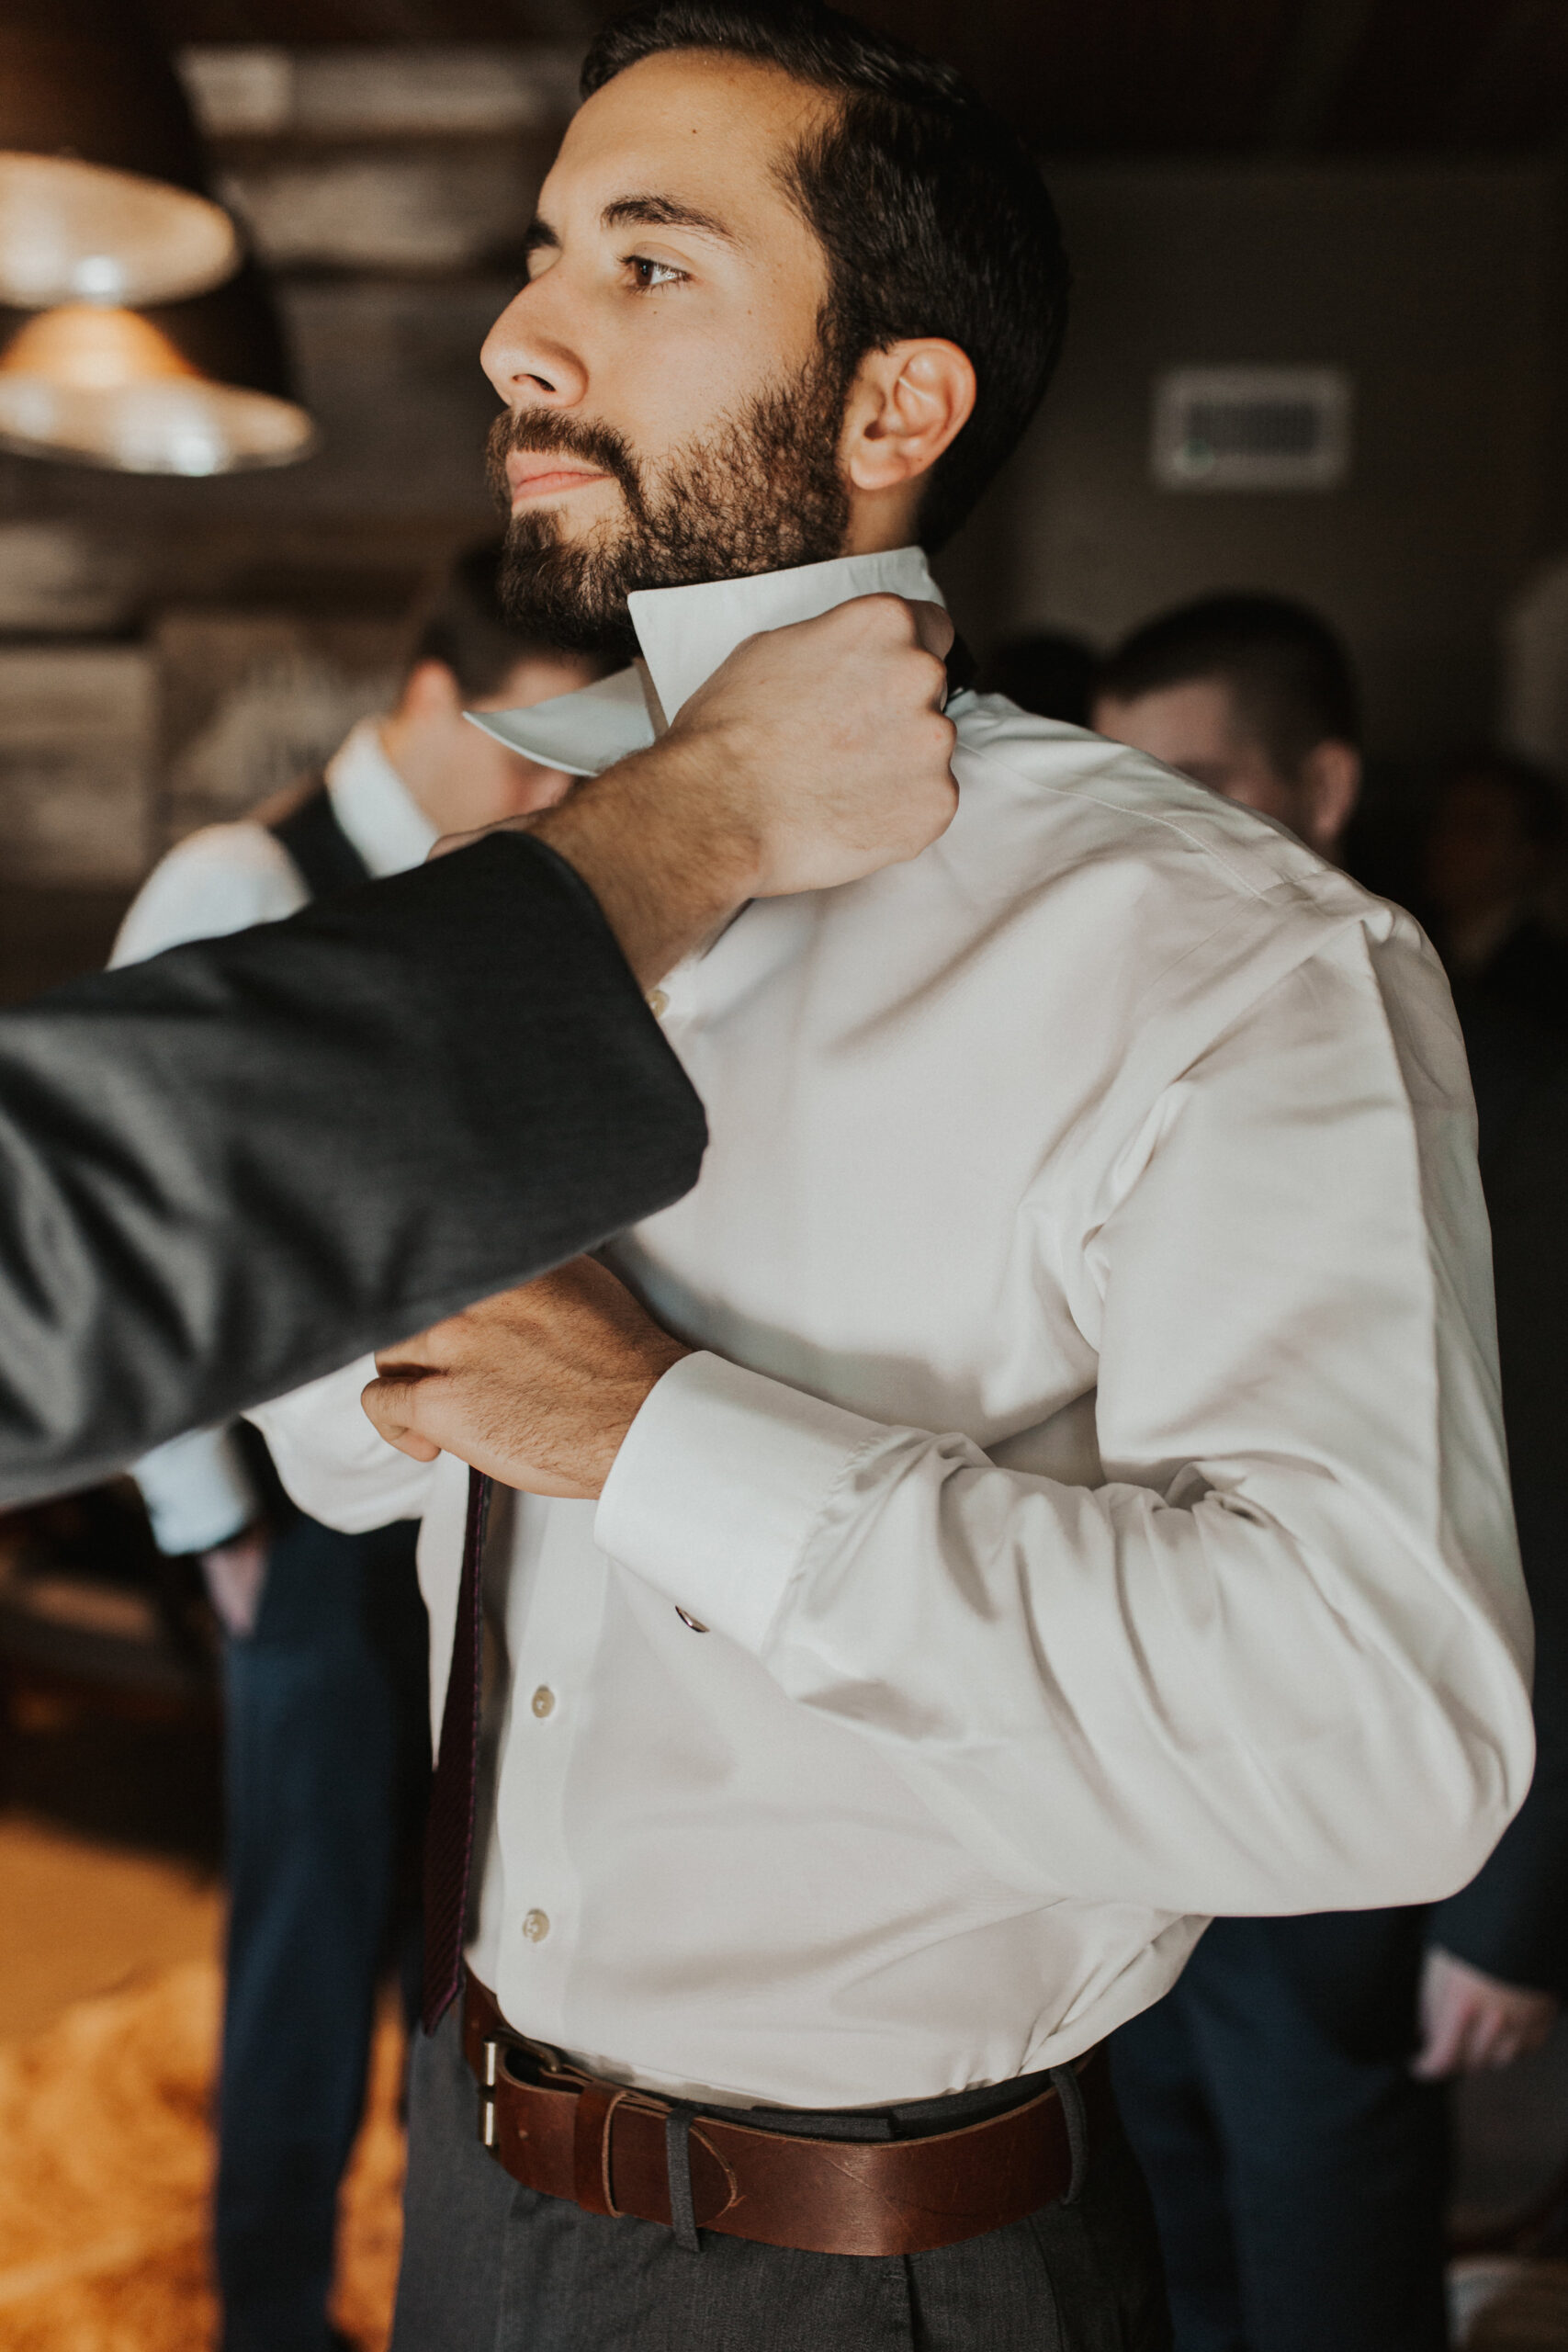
[362,1257,689,1498]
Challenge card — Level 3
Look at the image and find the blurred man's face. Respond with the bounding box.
[1093,674,1359,859]
[460,651,598,825]
[479,51,853,660]
[384,649,595,839]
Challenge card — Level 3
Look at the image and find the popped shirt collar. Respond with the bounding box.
[467,546,944,779]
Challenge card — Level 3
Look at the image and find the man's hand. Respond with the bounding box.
[436,594,960,986]
[1413,1944,1559,2077]
[361,1257,690,1498]
[658,593,959,899]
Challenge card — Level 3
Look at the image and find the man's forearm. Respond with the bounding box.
[531,740,758,989]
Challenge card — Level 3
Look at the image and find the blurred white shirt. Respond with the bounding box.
[254,547,1533,2111]
[114,722,436,1555]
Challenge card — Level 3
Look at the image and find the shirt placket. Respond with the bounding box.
[492,1503,607,2041]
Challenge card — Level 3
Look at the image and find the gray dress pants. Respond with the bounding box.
[390,2005,1170,2351]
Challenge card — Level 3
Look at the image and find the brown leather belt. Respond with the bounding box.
[462,1974,1105,2258]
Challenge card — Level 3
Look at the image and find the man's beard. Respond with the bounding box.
[487,349,852,665]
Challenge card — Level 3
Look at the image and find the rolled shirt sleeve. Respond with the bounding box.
[598,922,1535,1921]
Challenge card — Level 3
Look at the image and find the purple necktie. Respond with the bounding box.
[422,1466,491,2033]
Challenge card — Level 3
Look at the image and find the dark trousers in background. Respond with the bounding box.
[216,1510,429,2352]
[390,1996,1172,2352]
[1110,1913,1450,2352]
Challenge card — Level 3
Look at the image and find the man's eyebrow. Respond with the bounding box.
[601,193,737,241]
[522,217,560,257]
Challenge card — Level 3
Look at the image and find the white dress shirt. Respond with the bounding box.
[115,721,438,1555]
[253,546,1533,2112]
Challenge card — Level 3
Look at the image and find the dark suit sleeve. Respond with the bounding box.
[0,831,706,1503]
[1429,1027,1568,1994]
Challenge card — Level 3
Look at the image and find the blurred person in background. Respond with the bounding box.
[1096,595,1567,2352]
[111,543,603,2352]
[1425,752,1568,1035]
[980,627,1100,726]
[1094,591,1360,858]
[1419,750,1568,2070]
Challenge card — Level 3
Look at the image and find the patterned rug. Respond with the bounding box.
[0,1960,403,2349]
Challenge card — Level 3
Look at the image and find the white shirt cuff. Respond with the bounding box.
[133,1427,260,1556]
[594,1351,884,1653]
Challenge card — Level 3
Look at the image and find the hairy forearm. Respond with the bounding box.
[531,741,758,989]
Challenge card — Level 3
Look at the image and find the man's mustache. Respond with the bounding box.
[484,411,644,511]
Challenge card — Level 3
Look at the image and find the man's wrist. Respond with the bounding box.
[532,741,758,988]
[588,1335,695,1496]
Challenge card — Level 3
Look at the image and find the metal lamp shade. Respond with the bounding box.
[0,272,318,475]
[0,0,239,308]
[0,153,238,310]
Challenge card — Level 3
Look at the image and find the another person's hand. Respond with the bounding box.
[1413,1943,1559,2077]
[361,1258,690,1498]
[656,593,959,898]
[434,594,960,984]
[199,1521,271,1640]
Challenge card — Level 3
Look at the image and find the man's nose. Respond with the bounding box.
[480,283,588,412]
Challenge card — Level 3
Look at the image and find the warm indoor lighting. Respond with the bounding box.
[0,153,240,310]
[0,0,244,308]
[0,302,316,476]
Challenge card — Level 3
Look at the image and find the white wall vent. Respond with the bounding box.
[1152,367,1353,492]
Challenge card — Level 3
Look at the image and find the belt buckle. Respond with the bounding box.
[476,2026,565,2160]
[478,2035,502,2150]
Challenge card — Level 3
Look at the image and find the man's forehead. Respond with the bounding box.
[544,50,831,232]
[1102,677,1247,740]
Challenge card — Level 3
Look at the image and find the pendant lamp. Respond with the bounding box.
[0,0,239,309]
[0,266,318,475]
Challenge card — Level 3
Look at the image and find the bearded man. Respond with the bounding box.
[254,7,1533,2348]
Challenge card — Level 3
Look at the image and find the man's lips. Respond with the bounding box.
[505,453,611,504]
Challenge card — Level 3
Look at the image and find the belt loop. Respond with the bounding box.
[1048,2064,1089,2206]
[664,2105,702,2255]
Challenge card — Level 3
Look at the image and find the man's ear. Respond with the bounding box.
[840,339,976,514]
[396,659,465,728]
[1300,740,1362,860]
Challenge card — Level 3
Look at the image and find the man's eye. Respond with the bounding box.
[627,255,684,290]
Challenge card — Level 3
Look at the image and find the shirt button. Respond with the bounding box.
[522,1908,550,1943]
[530,1685,556,1718]
[646,987,670,1018]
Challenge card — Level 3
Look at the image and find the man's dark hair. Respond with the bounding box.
[1445,751,1568,854]
[410,539,598,698]
[1099,593,1360,781]
[581,0,1068,549]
